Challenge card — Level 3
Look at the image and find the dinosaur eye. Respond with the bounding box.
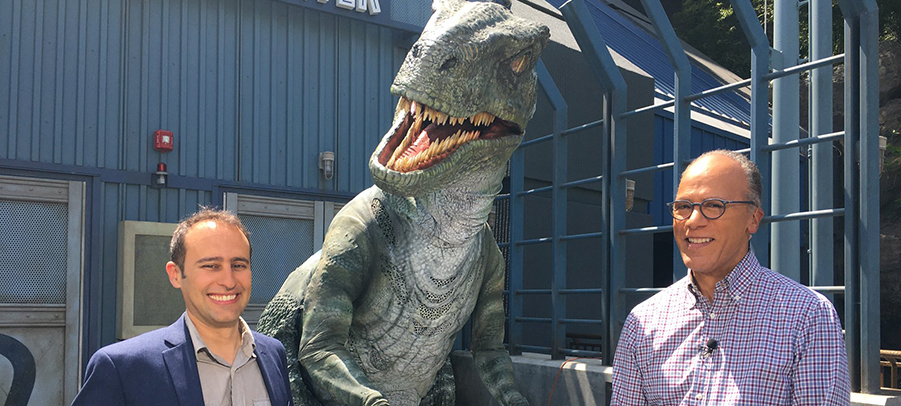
[509,52,531,75]
[440,57,458,71]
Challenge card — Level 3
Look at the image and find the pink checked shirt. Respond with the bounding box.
[611,251,850,405]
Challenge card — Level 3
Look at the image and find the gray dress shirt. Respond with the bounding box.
[185,314,271,406]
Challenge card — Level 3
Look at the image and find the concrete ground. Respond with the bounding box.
[450,351,901,406]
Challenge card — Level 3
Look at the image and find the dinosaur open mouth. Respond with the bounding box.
[378,97,523,173]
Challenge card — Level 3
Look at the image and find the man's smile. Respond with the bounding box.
[209,293,239,303]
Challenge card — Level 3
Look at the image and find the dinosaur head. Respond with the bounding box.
[370,0,550,197]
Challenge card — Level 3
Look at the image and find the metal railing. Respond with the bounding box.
[504,0,881,393]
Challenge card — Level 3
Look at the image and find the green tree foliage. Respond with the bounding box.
[668,0,900,78]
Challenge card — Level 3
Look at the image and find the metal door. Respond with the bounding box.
[0,175,84,405]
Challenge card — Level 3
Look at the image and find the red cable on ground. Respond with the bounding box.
[546,357,603,406]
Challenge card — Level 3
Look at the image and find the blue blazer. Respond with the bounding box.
[72,314,292,406]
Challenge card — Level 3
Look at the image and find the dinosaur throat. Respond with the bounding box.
[378,97,522,173]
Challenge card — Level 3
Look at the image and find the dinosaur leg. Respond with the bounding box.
[419,356,456,406]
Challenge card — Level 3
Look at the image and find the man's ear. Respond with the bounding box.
[747,206,764,234]
[166,261,183,289]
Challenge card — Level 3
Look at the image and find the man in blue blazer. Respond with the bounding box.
[73,208,293,406]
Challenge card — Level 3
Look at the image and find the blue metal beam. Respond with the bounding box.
[772,0,801,281]
[857,0,881,393]
[841,10,862,391]
[559,0,628,365]
[536,59,569,360]
[508,134,525,357]
[809,0,835,306]
[638,0,691,284]
[729,0,772,268]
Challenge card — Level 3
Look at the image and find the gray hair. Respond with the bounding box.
[687,149,762,208]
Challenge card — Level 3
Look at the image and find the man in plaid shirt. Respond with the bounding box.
[611,150,850,405]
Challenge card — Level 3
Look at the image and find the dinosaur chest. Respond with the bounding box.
[354,232,485,339]
[342,198,487,393]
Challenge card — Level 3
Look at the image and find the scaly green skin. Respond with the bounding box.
[257,1,548,405]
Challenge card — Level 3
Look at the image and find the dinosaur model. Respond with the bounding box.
[256,1,549,405]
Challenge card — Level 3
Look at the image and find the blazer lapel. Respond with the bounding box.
[255,345,280,404]
[255,342,288,406]
[162,315,204,406]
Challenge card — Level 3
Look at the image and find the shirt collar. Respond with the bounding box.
[184,312,257,363]
[681,249,760,308]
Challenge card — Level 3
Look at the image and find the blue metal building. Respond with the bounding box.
[3,0,878,403]
[0,0,434,402]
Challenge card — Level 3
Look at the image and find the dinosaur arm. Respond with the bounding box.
[470,237,529,406]
[298,214,389,406]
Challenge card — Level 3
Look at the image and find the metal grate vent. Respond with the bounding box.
[0,199,68,304]
[240,214,315,304]
[390,0,431,28]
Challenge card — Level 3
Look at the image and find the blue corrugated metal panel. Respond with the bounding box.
[92,181,213,344]
[651,113,750,225]
[544,0,753,130]
[2,0,400,194]
[0,0,123,166]
[2,0,407,354]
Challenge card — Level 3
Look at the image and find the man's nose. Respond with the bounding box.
[218,269,238,288]
[684,205,707,227]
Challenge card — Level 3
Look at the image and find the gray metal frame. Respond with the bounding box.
[0,175,85,403]
[505,0,881,392]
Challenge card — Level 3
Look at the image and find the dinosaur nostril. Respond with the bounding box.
[439,57,458,71]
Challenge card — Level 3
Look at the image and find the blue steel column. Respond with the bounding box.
[560,0,629,364]
[809,0,834,297]
[841,8,861,390]
[536,61,569,360]
[772,0,801,280]
[639,0,691,283]
[508,136,525,356]
[729,0,772,267]
[858,0,880,393]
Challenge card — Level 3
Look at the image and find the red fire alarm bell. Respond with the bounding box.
[153,130,174,153]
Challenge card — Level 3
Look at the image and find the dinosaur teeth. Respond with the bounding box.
[388,114,422,170]
[399,157,412,172]
[473,112,495,126]
[397,98,411,115]
[438,137,451,155]
[388,98,498,172]
[429,138,442,157]
[450,130,463,147]
[427,106,439,122]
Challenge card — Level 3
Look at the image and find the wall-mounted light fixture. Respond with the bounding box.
[319,151,335,180]
[151,162,168,188]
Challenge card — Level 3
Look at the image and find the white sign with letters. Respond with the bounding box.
[318,0,381,15]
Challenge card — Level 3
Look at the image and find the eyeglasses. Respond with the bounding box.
[666,198,756,220]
